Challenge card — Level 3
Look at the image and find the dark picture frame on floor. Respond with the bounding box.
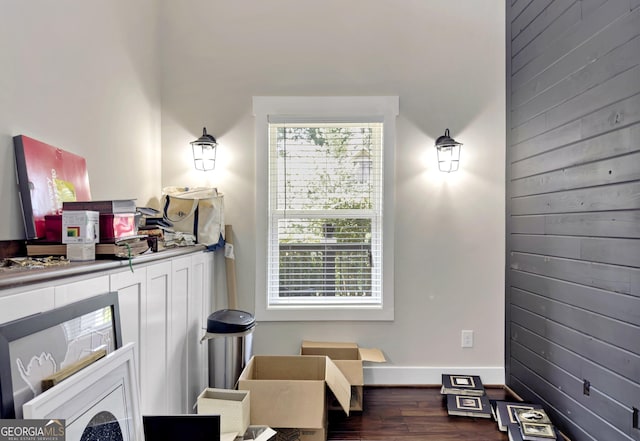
[0,292,122,418]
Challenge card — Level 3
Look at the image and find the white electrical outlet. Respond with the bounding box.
[461,330,474,348]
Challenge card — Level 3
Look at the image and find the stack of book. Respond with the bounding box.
[441,374,492,419]
[508,407,559,441]
[62,199,139,243]
[27,237,151,258]
[27,199,149,258]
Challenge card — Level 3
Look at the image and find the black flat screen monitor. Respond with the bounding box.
[142,415,220,441]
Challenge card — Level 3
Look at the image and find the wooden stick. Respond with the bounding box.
[41,348,107,391]
[225,225,238,310]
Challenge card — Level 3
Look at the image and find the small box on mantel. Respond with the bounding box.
[62,210,99,244]
[197,388,250,436]
[47,212,136,243]
[66,243,95,261]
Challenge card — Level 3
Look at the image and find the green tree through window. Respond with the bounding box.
[273,124,379,297]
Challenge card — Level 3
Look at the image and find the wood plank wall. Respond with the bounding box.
[506,1,640,441]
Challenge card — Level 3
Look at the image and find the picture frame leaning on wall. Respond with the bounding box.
[22,342,140,441]
[0,292,122,419]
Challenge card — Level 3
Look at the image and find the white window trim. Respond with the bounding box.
[254,96,397,321]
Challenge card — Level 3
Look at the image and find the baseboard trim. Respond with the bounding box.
[364,365,505,386]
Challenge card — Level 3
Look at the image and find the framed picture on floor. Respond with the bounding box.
[0,292,122,418]
[23,343,140,441]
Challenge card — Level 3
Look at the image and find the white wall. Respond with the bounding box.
[0,0,506,383]
[0,0,162,241]
[160,0,506,382]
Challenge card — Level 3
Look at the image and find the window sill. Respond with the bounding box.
[254,304,394,322]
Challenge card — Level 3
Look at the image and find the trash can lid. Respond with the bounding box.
[207,309,256,333]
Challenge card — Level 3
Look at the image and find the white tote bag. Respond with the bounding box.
[162,187,224,248]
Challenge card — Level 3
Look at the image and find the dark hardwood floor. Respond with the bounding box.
[328,386,514,441]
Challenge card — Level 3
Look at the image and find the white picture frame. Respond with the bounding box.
[22,343,141,441]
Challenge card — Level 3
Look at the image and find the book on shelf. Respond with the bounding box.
[440,374,485,396]
[97,238,150,258]
[508,423,559,441]
[27,237,150,258]
[62,199,137,214]
[446,394,492,419]
[27,242,66,256]
[141,217,173,229]
[495,401,544,431]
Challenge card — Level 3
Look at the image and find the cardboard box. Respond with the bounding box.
[99,213,137,242]
[66,243,95,261]
[62,210,99,243]
[300,341,386,411]
[237,355,350,431]
[46,213,136,243]
[272,400,328,441]
[197,388,250,435]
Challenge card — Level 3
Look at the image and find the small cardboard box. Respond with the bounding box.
[46,213,136,243]
[197,388,250,435]
[99,213,137,242]
[62,210,99,243]
[300,341,386,411]
[66,243,95,261]
[237,355,351,431]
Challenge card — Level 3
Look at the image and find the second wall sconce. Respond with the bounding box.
[191,127,217,171]
[435,128,463,173]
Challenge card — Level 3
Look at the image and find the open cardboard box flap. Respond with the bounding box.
[358,347,386,362]
[323,356,351,415]
[301,341,385,411]
[301,341,386,388]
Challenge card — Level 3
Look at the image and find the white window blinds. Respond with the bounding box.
[268,121,383,304]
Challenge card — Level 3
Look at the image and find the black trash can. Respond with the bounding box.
[203,309,255,389]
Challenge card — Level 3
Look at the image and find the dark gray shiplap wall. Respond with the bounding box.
[506,1,640,441]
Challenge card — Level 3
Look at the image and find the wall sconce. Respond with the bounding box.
[191,127,217,171]
[435,128,463,173]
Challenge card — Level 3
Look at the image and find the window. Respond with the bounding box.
[254,97,398,321]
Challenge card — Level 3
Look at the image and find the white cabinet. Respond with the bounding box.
[143,260,172,414]
[167,253,214,414]
[0,249,214,417]
[109,252,215,415]
[54,274,110,306]
[0,272,110,323]
[109,266,147,408]
[188,252,212,409]
[0,286,55,324]
[168,256,190,413]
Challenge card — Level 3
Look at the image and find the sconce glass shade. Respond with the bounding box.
[435,128,462,173]
[191,127,217,171]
